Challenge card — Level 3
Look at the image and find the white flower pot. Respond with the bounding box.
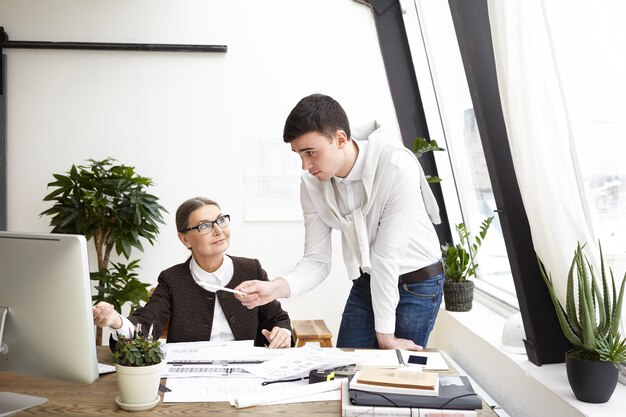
[115,362,163,407]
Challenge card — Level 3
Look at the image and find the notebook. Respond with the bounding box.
[349,375,482,410]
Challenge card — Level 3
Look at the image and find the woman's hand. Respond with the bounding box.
[92,301,123,329]
[262,327,292,349]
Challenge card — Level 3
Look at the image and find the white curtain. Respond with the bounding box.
[486,0,597,301]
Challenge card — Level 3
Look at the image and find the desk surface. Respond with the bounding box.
[0,347,498,416]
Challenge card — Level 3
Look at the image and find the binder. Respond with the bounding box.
[349,375,482,410]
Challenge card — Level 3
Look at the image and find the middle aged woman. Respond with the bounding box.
[93,196,292,348]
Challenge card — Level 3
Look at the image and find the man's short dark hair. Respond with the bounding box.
[283,94,351,143]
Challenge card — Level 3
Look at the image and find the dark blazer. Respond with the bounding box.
[122,255,291,347]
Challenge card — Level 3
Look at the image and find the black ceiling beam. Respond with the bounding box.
[448,0,571,365]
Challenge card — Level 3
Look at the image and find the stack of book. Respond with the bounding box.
[342,368,482,417]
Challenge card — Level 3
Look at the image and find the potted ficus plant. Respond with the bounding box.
[441,216,494,311]
[539,242,626,403]
[113,324,165,410]
[40,157,167,345]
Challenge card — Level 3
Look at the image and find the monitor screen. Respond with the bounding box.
[0,231,99,384]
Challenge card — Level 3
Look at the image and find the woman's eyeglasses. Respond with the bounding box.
[180,214,230,234]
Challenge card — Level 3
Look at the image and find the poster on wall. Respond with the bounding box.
[244,135,302,221]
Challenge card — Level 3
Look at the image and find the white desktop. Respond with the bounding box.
[0,231,99,414]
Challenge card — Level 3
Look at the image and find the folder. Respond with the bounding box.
[349,375,482,410]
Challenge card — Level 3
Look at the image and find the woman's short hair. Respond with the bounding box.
[176,197,220,232]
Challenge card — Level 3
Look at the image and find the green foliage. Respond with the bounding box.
[92,260,150,316]
[442,216,494,282]
[412,137,446,183]
[538,242,626,364]
[40,158,167,344]
[113,324,164,367]
[40,157,167,270]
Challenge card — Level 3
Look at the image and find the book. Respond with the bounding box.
[349,369,439,396]
[349,375,482,410]
[357,368,439,390]
[341,381,478,417]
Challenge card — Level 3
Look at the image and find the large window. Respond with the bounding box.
[544,1,626,276]
[402,0,517,311]
[403,0,626,322]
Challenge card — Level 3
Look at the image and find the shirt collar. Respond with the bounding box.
[334,139,368,184]
[189,255,233,287]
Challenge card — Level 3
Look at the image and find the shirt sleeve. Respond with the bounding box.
[369,151,424,333]
[282,180,333,296]
[110,315,135,340]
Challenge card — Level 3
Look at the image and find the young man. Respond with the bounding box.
[237,94,443,350]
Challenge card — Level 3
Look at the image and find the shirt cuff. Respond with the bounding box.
[374,316,396,335]
[110,315,134,340]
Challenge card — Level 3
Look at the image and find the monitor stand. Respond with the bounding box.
[1,308,48,415]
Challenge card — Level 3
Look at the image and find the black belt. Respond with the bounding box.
[358,261,443,284]
[399,261,443,284]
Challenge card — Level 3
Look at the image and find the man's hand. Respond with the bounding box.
[92,301,123,329]
[376,332,423,351]
[262,327,291,349]
[235,278,291,309]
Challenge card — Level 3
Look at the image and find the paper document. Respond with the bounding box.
[355,350,449,371]
[241,344,362,380]
[164,376,340,404]
[162,340,281,378]
[232,379,342,408]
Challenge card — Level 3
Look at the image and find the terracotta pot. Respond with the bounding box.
[565,350,619,403]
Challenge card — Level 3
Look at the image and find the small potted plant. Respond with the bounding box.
[539,242,626,403]
[113,324,165,411]
[441,216,493,311]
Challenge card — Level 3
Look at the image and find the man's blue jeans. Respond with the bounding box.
[336,270,444,348]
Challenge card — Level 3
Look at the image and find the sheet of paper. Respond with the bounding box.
[354,349,449,371]
[232,379,342,408]
[162,340,283,378]
[241,344,362,379]
[163,376,340,404]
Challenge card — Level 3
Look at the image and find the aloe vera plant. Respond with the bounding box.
[538,242,626,363]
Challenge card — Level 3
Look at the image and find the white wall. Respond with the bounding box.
[0,0,400,342]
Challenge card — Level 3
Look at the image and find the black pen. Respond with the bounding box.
[261,377,309,386]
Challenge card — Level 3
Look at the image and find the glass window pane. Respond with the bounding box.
[545,1,626,304]
[405,0,517,302]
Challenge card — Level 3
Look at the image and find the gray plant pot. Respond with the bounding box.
[443,280,474,312]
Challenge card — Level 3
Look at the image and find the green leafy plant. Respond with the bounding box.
[539,242,626,364]
[91,260,150,315]
[40,157,167,344]
[412,137,446,183]
[442,216,494,282]
[113,324,164,367]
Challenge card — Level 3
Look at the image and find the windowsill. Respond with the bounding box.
[429,302,626,417]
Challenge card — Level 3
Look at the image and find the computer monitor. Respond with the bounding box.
[0,231,99,386]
